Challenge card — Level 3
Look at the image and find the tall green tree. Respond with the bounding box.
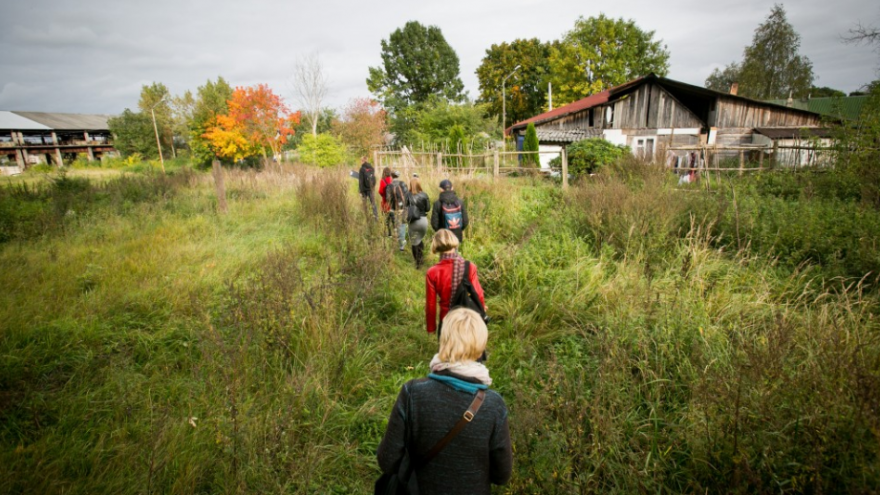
[138,82,173,155]
[705,62,742,93]
[522,122,540,167]
[476,39,555,126]
[108,109,159,158]
[706,4,813,100]
[367,21,465,118]
[547,14,670,106]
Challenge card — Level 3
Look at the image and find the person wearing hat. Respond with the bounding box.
[431,179,469,244]
[384,170,410,251]
[358,155,378,220]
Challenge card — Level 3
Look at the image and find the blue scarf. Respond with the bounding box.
[428,373,489,394]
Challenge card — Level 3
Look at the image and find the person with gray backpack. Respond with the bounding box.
[384,171,410,252]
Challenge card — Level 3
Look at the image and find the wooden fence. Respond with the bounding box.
[665,143,837,174]
[374,148,570,189]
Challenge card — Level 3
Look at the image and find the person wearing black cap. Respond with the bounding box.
[358,155,378,220]
[431,179,468,244]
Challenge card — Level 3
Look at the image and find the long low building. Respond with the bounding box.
[0,111,117,171]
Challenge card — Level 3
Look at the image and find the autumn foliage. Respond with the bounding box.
[204,84,300,162]
[332,98,387,154]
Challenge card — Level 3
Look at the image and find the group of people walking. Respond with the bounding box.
[357,157,513,494]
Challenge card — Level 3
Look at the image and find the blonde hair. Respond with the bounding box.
[409,177,423,194]
[431,229,460,254]
[439,308,488,362]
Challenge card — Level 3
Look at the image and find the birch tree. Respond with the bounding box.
[291,53,328,137]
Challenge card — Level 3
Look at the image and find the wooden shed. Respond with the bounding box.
[508,74,825,165]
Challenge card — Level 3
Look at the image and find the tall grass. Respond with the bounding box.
[0,164,878,494]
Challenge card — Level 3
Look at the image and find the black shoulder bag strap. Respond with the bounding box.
[412,389,487,470]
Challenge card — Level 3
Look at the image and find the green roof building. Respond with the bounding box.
[765,96,869,121]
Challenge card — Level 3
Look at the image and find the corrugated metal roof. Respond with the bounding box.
[765,96,867,121]
[528,128,603,143]
[0,111,51,130]
[12,111,112,130]
[754,127,834,139]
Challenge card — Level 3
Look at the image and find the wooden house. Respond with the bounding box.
[508,74,825,168]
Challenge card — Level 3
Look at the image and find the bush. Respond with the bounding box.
[297,133,348,168]
[522,123,540,167]
[563,138,630,176]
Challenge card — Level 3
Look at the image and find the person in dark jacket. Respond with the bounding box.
[377,307,513,495]
[385,171,409,251]
[358,156,378,219]
[408,174,430,268]
[425,229,484,335]
[377,167,394,237]
[431,179,469,244]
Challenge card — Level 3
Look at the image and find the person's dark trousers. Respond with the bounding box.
[385,211,395,237]
[361,191,378,219]
[411,241,424,268]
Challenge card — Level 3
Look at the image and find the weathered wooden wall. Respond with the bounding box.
[611,85,704,129]
[715,98,820,128]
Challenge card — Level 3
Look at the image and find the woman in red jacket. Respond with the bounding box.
[377,167,393,237]
[426,229,485,335]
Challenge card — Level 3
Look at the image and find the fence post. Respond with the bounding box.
[561,148,569,191]
[212,159,228,215]
[493,150,499,180]
[772,141,778,169]
[739,150,744,176]
[437,152,442,175]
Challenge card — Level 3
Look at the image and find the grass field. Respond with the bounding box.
[1,162,878,494]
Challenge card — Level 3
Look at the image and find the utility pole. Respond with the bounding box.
[501,65,521,144]
[150,96,168,174]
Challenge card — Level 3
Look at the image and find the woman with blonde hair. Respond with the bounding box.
[425,229,485,335]
[408,174,431,268]
[377,308,512,494]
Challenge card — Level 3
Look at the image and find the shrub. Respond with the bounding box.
[522,123,540,167]
[564,138,630,176]
[297,133,348,168]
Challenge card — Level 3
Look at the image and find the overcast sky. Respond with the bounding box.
[1,0,877,115]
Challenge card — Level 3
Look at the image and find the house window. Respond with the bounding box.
[633,137,655,159]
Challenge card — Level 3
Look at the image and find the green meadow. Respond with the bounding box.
[1,162,878,494]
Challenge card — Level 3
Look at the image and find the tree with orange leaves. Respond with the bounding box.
[204,84,300,164]
[332,97,387,155]
[202,114,257,162]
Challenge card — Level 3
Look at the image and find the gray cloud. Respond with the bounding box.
[0,0,876,115]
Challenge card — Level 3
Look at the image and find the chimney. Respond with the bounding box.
[729,83,738,96]
[786,90,793,107]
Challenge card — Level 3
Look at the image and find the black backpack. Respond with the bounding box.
[450,261,489,323]
[363,165,376,188]
[405,191,420,223]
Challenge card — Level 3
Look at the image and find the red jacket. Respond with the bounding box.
[378,176,393,212]
[425,257,485,334]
